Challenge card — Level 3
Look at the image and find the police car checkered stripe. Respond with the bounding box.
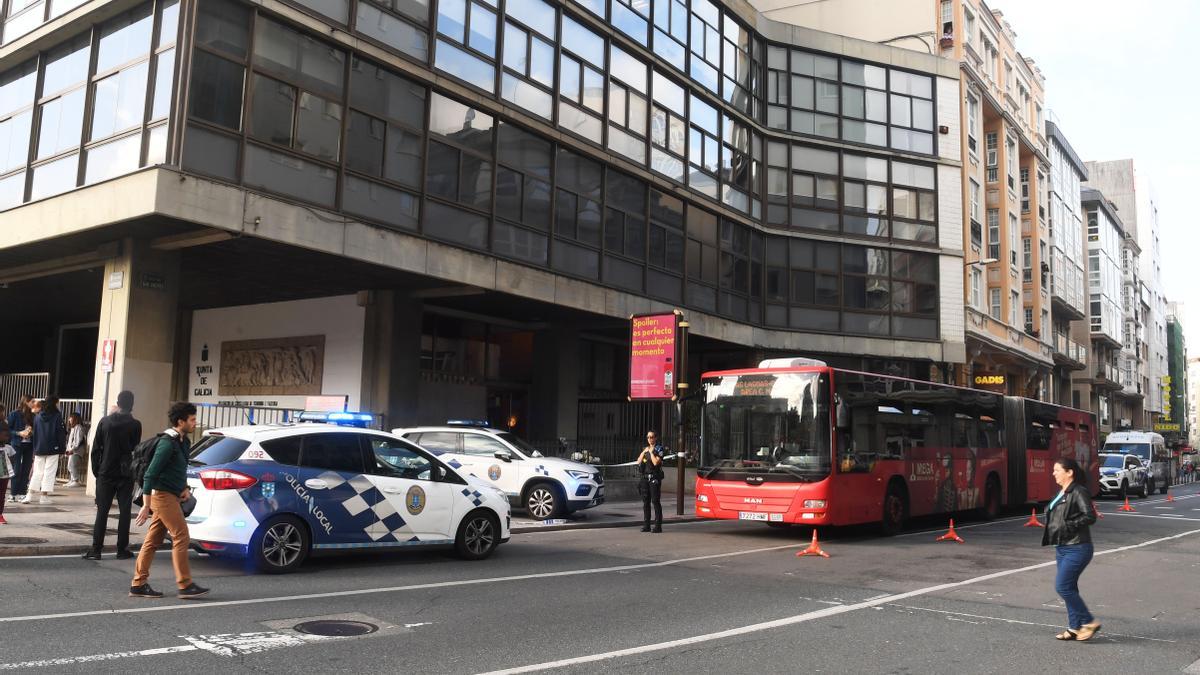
[316,470,416,542]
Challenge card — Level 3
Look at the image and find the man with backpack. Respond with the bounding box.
[130,402,209,599]
[84,391,141,561]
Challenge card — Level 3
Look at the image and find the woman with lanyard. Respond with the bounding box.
[638,431,665,533]
[1042,457,1100,641]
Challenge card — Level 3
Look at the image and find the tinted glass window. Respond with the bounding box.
[462,433,509,456]
[366,436,434,480]
[188,436,252,466]
[260,436,302,465]
[413,431,459,452]
[300,433,366,473]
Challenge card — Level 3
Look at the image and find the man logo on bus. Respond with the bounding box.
[406,485,426,515]
[488,465,502,481]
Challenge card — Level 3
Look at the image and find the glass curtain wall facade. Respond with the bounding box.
[1,0,948,342]
[0,0,179,210]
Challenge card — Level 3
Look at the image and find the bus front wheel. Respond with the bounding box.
[880,483,908,536]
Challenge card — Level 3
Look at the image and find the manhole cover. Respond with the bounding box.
[292,620,378,637]
[0,537,49,545]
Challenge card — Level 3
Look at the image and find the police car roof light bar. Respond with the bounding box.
[446,419,490,427]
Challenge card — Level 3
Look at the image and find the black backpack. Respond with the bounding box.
[132,433,179,489]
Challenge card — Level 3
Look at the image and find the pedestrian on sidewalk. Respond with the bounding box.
[1042,457,1101,642]
[84,391,142,561]
[6,396,34,502]
[130,402,209,599]
[0,419,14,524]
[65,411,87,488]
[638,430,664,533]
[22,397,66,505]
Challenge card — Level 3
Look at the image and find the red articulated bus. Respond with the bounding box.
[694,358,1098,534]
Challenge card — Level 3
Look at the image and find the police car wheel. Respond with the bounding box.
[455,510,499,560]
[252,515,309,574]
[525,484,561,520]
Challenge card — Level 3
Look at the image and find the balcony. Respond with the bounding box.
[1092,366,1124,392]
[1051,293,1086,321]
[1053,333,1087,371]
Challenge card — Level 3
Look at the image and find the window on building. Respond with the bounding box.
[966,93,978,153]
[435,0,498,92]
[891,161,935,243]
[888,70,934,154]
[990,287,1001,321]
[987,208,999,260]
[649,72,685,182]
[493,121,552,264]
[424,93,494,249]
[1009,213,1018,266]
[843,152,889,239]
[687,94,720,200]
[553,146,603,278]
[1010,290,1019,326]
[1022,237,1032,282]
[969,179,981,247]
[556,15,604,144]
[500,0,556,120]
[1024,307,1033,333]
[1007,135,1017,190]
[963,6,975,46]
[971,267,982,309]
[940,0,952,38]
[985,132,998,183]
[606,44,648,162]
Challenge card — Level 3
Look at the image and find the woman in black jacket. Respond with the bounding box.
[1042,457,1100,641]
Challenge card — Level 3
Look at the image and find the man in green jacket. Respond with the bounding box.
[130,402,209,599]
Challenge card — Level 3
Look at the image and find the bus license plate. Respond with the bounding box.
[739,512,768,521]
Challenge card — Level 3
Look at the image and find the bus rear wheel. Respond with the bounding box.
[880,483,908,536]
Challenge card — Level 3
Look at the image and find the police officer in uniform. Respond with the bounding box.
[639,431,665,533]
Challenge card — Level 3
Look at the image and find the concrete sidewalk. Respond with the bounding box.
[0,484,699,556]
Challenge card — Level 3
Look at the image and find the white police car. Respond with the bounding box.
[393,424,604,519]
[1098,452,1149,499]
[184,416,510,573]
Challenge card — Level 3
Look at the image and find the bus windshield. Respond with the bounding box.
[699,372,830,481]
[1104,443,1150,463]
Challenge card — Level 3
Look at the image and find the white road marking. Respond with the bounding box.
[0,645,200,670]
[891,605,1176,643]
[0,542,810,624]
[1153,506,1176,510]
[1185,656,1200,674]
[1108,513,1200,522]
[0,629,346,669]
[478,527,1200,674]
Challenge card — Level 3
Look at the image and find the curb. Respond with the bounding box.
[511,516,703,534]
[0,543,144,557]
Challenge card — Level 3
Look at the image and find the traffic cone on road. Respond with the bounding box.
[796,529,830,558]
[936,519,964,543]
[1023,508,1045,527]
[1093,502,1103,519]
[1119,497,1135,512]
[1166,492,1175,502]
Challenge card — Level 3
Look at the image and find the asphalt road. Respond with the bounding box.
[2,484,1199,674]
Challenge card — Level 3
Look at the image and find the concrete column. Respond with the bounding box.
[87,238,180,496]
[529,327,579,442]
[360,290,422,429]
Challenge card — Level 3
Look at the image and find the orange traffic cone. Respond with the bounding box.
[1093,502,1103,519]
[1023,508,1045,527]
[796,529,830,558]
[936,519,964,543]
[1166,492,1175,502]
[1119,497,1135,512]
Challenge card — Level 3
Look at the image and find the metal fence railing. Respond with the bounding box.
[0,372,50,413]
[190,403,388,444]
[55,398,96,485]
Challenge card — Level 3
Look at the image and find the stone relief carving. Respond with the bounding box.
[219,335,325,396]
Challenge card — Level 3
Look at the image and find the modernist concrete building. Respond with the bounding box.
[750,0,1054,399]
[0,0,965,449]
[1074,188,1124,433]
[1085,159,1167,430]
[1044,118,1087,406]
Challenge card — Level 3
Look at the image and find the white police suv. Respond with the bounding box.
[393,424,604,519]
[184,417,510,573]
[1098,452,1149,499]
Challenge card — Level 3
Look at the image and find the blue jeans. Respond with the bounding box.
[1055,543,1095,629]
[10,443,33,496]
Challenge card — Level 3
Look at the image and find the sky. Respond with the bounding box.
[991,0,1200,350]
